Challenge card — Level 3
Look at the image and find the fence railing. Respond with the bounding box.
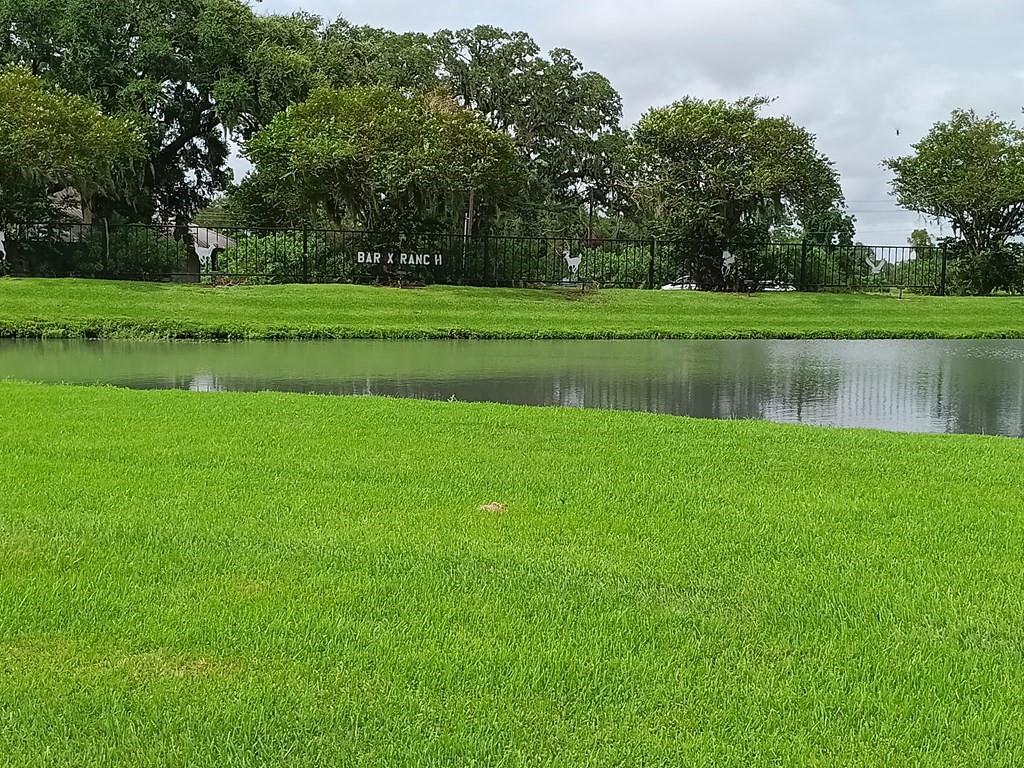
[0,222,949,293]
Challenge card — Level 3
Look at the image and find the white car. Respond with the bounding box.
[661,276,700,291]
[761,280,798,292]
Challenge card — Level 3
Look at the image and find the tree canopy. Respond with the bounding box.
[314,23,626,231]
[433,27,624,213]
[0,0,322,221]
[0,1,899,256]
[633,97,846,285]
[240,86,523,231]
[0,67,140,223]
[908,229,935,250]
[886,110,1024,292]
[0,6,629,232]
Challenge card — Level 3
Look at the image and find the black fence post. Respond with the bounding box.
[939,242,948,296]
[800,241,808,290]
[483,234,491,286]
[302,226,309,283]
[647,238,657,289]
[101,219,109,277]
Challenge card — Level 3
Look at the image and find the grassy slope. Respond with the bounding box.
[3,278,1024,339]
[2,382,1023,767]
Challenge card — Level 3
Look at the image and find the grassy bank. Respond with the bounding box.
[2,382,1022,766]
[3,278,1024,339]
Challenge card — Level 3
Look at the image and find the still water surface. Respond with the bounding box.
[2,338,1023,437]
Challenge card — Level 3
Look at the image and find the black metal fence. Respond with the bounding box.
[0,222,950,293]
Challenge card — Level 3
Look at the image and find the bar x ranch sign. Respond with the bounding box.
[356,251,444,267]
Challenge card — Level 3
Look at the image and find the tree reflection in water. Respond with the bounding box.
[1,339,1022,437]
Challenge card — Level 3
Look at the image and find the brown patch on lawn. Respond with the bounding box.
[479,502,508,513]
[225,577,270,599]
[118,652,239,679]
[2,642,238,680]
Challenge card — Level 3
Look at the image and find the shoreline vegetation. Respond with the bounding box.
[3,278,1024,341]
[1,381,1022,765]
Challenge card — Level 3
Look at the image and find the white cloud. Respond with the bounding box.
[541,0,843,113]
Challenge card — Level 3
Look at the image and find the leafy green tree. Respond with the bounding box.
[0,67,139,223]
[241,86,523,231]
[634,97,845,287]
[800,208,857,247]
[886,111,1024,293]
[908,228,935,250]
[213,20,625,234]
[433,27,623,217]
[0,0,322,222]
[319,20,439,94]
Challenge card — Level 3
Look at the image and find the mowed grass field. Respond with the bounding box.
[3,278,1024,339]
[2,381,1023,766]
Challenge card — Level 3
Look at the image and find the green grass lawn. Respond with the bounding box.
[3,278,1024,339]
[2,381,1023,766]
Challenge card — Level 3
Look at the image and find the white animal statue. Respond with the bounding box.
[192,230,234,267]
[563,249,582,280]
[864,253,885,275]
[722,249,736,275]
[194,242,220,266]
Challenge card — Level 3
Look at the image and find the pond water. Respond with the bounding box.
[2,338,1023,437]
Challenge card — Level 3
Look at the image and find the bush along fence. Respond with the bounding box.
[0,222,954,293]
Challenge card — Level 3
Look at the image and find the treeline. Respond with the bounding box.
[1,0,1023,292]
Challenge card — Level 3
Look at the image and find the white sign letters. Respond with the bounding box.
[356,251,444,267]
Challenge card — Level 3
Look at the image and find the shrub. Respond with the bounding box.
[946,244,1024,295]
[216,232,364,284]
[2,225,183,277]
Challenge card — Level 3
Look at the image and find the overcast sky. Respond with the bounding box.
[260,0,1023,243]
